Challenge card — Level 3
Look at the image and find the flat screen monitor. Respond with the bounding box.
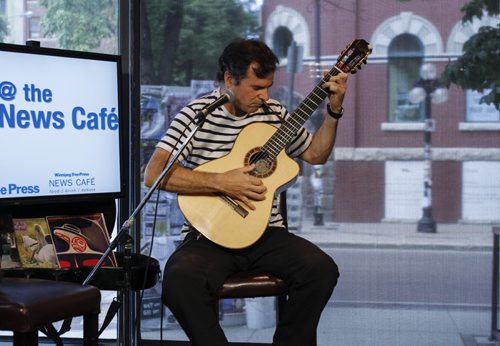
[0,43,124,207]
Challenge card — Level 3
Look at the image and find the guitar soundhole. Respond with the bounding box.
[245,147,276,178]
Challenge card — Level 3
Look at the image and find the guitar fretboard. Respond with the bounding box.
[251,38,371,168]
[261,67,340,161]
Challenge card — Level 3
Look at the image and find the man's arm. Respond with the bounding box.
[143,147,267,210]
[300,72,348,165]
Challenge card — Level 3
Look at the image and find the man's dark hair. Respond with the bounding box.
[216,39,279,84]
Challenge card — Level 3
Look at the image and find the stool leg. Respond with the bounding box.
[13,331,38,346]
[277,295,287,321]
[83,312,99,346]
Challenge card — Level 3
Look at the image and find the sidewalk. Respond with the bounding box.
[144,305,496,346]
[294,221,499,346]
[298,221,497,251]
[140,221,500,346]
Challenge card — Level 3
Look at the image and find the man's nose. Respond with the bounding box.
[258,89,269,101]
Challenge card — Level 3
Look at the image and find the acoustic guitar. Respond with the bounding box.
[178,39,372,249]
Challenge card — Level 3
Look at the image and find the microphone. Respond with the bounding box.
[195,90,234,124]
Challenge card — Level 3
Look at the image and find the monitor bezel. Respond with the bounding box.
[0,42,126,208]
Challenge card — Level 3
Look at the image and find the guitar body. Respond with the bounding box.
[178,122,300,249]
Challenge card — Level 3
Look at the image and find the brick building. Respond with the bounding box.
[261,0,500,224]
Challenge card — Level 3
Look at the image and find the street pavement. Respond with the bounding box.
[301,221,499,346]
[146,221,500,345]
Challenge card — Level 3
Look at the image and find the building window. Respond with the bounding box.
[265,5,310,58]
[465,89,500,122]
[272,26,293,58]
[388,34,424,122]
[385,160,423,221]
[462,161,500,222]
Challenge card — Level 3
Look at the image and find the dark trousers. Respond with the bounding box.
[162,227,339,346]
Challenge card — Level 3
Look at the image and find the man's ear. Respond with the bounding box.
[224,71,234,88]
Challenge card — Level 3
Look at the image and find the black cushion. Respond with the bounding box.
[0,277,100,332]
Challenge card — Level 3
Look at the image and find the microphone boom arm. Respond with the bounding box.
[83,109,211,285]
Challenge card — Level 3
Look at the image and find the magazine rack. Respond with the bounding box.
[1,198,160,292]
[1,198,160,345]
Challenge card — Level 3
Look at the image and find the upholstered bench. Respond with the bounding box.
[0,277,101,346]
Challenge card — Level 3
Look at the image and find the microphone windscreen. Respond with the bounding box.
[224,89,235,103]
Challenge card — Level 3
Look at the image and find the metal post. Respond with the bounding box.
[410,64,448,234]
[491,226,500,341]
[312,0,325,224]
[417,92,437,233]
[315,0,321,85]
[287,41,297,112]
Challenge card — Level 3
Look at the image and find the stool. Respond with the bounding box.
[220,272,287,300]
[218,271,288,345]
[0,277,101,346]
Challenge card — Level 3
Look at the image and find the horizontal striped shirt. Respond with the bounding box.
[157,88,312,230]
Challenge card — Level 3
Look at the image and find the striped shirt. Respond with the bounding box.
[157,88,312,229]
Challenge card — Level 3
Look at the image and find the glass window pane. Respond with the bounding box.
[0,1,120,343]
[2,0,118,54]
[388,34,424,122]
[137,1,500,345]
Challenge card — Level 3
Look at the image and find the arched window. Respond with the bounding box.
[448,16,500,123]
[264,5,310,58]
[388,33,424,122]
[272,26,293,58]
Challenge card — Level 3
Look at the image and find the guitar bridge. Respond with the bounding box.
[217,193,249,218]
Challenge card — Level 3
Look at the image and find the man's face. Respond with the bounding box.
[224,62,274,117]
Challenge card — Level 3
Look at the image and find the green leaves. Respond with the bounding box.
[174,0,259,84]
[142,0,259,85]
[461,0,499,23]
[443,0,500,110]
[39,0,118,52]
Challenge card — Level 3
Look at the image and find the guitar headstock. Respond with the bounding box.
[336,39,372,74]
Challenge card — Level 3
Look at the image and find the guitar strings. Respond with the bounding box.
[250,65,341,168]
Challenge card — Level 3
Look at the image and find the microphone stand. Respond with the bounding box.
[82,111,211,345]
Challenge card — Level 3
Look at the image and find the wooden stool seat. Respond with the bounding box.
[0,277,101,346]
[220,272,287,299]
[217,272,288,345]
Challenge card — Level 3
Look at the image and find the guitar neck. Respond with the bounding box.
[262,66,343,160]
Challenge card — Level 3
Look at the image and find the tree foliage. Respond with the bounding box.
[39,0,258,85]
[142,0,259,85]
[442,0,500,109]
[39,0,118,52]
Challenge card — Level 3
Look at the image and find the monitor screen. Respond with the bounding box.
[0,43,124,206]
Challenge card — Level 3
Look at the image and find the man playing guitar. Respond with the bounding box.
[145,38,349,346]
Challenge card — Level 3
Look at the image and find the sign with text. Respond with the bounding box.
[0,46,122,202]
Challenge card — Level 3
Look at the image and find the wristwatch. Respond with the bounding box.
[326,104,343,119]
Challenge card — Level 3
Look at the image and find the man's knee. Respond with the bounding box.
[309,253,339,290]
[327,256,340,288]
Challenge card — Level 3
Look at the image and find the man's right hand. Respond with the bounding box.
[219,164,267,210]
